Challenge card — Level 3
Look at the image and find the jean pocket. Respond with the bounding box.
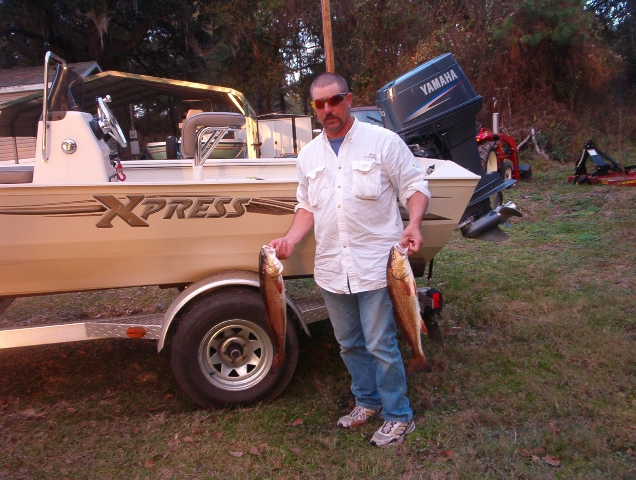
[306,165,328,208]
[352,155,381,200]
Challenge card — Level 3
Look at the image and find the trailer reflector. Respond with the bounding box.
[126,327,146,338]
[430,291,442,309]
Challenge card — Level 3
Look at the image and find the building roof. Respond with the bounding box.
[0,61,103,107]
[0,61,102,89]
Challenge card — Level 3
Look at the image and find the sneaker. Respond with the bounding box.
[370,420,416,447]
[337,405,382,428]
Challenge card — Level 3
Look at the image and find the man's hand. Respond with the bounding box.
[267,208,314,260]
[400,222,423,255]
[269,237,296,260]
[401,191,428,255]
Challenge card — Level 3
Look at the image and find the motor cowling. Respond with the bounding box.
[376,53,519,233]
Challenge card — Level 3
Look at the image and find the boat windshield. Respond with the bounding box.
[47,63,84,113]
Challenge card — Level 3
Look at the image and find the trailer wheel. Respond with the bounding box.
[170,287,299,408]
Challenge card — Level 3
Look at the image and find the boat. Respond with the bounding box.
[0,54,479,298]
[0,52,480,407]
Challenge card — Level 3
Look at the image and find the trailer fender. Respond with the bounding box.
[157,270,310,352]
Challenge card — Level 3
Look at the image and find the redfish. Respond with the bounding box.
[259,245,287,371]
[387,243,432,374]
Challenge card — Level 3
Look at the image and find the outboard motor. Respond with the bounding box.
[376,53,521,239]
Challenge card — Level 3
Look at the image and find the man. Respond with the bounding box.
[269,72,430,447]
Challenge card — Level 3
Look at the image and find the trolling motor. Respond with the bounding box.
[376,53,522,239]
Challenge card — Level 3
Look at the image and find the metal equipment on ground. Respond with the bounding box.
[568,140,636,186]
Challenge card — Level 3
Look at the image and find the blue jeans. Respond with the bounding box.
[320,287,412,422]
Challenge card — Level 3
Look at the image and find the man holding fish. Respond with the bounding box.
[269,72,430,448]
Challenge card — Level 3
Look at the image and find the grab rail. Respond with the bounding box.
[181,112,246,157]
[181,112,246,181]
[42,52,66,162]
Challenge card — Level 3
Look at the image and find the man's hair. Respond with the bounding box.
[310,73,349,99]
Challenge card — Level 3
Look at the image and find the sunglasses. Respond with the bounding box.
[311,92,349,110]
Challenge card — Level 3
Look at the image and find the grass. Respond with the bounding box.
[1,158,635,479]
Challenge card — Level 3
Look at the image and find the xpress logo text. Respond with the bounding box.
[93,194,295,228]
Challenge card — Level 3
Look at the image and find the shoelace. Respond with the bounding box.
[351,406,377,419]
[350,406,366,419]
[381,421,409,434]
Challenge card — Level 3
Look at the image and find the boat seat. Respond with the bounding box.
[0,165,34,184]
[181,112,246,158]
[178,109,203,129]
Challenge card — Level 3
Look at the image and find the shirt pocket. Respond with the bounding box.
[351,154,382,200]
[306,165,328,208]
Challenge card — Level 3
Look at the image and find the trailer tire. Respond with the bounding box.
[170,287,299,408]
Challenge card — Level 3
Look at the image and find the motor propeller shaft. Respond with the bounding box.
[460,201,523,239]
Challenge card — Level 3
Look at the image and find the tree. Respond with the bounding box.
[0,0,224,78]
[0,0,631,149]
[588,0,636,89]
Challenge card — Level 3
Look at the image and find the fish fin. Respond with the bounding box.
[402,278,414,297]
[420,318,428,335]
[276,276,285,295]
[406,355,432,375]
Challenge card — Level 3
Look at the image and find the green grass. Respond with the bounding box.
[1,158,635,479]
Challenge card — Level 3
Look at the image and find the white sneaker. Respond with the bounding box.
[337,405,382,428]
[370,420,415,447]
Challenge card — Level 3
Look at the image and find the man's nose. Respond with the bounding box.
[324,102,333,113]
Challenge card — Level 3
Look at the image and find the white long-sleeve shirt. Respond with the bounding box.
[296,118,431,294]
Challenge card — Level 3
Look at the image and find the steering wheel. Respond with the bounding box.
[97,96,127,148]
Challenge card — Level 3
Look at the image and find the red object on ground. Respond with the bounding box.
[568,140,636,187]
[475,127,524,181]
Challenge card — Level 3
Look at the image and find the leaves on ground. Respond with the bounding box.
[545,454,561,467]
[249,446,262,456]
[435,449,453,462]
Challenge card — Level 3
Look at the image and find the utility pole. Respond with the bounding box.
[321,0,335,72]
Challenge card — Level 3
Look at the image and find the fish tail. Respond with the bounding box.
[406,354,432,375]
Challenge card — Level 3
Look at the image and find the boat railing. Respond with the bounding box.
[41,52,67,162]
[181,112,246,181]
